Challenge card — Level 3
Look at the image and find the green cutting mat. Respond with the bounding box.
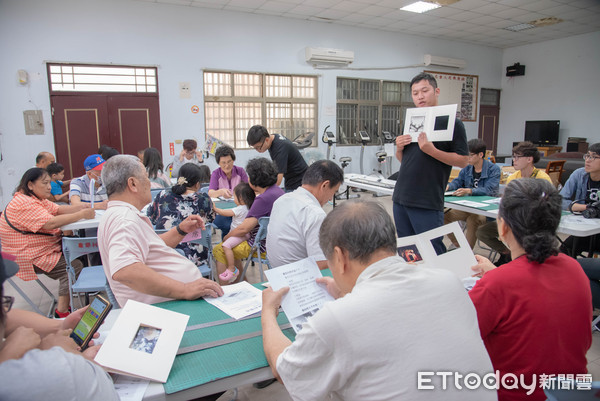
[155,273,332,394]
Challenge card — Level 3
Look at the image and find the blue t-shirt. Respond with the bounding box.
[51,180,63,195]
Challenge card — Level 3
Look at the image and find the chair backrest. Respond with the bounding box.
[199,186,209,194]
[151,188,163,201]
[255,217,270,243]
[62,236,101,263]
[546,160,566,188]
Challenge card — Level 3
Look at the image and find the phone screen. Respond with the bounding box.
[71,296,110,347]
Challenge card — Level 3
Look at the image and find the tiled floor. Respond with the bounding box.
[5,193,599,401]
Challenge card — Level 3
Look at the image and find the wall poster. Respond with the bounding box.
[425,71,479,122]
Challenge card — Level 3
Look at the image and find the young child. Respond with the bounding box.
[216,183,256,283]
[46,162,69,203]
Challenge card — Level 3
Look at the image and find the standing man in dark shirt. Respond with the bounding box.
[247,125,308,191]
[393,73,469,254]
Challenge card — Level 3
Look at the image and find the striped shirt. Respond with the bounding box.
[0,193,62,280]
[69,174,107,204]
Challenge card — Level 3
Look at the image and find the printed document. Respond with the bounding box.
[403,104,458,142]
[203,281,263,320]
[265,258,334,333]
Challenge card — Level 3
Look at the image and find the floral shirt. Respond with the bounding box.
[146,190,215,266]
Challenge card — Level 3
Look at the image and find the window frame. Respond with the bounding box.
[203,70,318,149]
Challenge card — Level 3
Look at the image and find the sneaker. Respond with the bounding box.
[219,268,239,283]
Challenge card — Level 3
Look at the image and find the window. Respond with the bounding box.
[336,77,412,145]
[204,71,318,149]
[48,64,157,93]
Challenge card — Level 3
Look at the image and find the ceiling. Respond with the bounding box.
[137,0,600,49]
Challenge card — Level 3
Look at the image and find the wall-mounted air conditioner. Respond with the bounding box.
[305,47,354,66]
[424,54,466,69]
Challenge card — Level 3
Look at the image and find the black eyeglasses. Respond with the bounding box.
[253,138,266,151]
[2,295,14,313]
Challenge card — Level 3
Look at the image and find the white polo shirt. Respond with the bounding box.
[98,200,203,306]
[266,187,326,268]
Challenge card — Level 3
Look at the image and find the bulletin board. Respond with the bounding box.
[425,71,479,122]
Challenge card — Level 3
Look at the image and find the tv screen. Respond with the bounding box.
[524,120,560,146]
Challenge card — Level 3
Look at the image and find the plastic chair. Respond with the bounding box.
[0,239,57,317]
[187,223,215,279]
[151,188,163,201]
[6,277,57,317]
[240,217,271,282]
[546,160,566,188]
[62,236,111,310]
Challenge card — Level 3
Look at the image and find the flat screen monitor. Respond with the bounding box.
[524,120,560,146]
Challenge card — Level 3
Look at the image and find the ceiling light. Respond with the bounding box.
[400,1,441,13]
[531,17,563,27]
[504,23,535,32]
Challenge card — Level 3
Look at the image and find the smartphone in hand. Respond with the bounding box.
[70,295,112,350]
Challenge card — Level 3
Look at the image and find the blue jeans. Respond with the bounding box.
[393,202,446,255]
[214,215,232,239]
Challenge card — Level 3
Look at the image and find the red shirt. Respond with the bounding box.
[469,253,591,400]
[0,193,62,280]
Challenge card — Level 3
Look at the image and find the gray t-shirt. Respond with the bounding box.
[0,347,119,401]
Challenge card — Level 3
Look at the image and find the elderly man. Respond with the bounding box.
[69,154,109,210]
[266,160,343,269]
[35,152,55,169]
[262,200,495,400]
[98,155,223,307]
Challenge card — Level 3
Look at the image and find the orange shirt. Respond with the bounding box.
[0,193,62,280]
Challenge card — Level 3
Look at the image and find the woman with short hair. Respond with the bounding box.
[208,145,249,237]
[0,168,95,317]
[469,178,591,401]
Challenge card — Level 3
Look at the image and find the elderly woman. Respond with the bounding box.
[469,178,591,401]
[143,147,171,189]
[171,139,203,176]
[147,163,214,266]
[0,168,95,317]
[208,145,249,237]
[213,158,284,284]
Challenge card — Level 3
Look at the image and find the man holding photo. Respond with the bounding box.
[392,72,469,254]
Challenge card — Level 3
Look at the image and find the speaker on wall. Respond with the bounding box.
[506,63,525,77]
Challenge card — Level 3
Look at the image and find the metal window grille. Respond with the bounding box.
[336,77,412,145]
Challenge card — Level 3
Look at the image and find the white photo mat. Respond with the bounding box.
[95,300,189,383]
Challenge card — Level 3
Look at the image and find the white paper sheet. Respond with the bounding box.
[203,281,263,320]
[403,104,458,142]
[113,375,150,401]
[264,258,334,333]
[449,199,489,208]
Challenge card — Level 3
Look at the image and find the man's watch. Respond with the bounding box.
[176,224,188,236]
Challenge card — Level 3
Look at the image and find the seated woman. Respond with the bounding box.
[0,253,118,400]
[147,163,214,266]
[208,145,248,237]
[213,158,284,285]
[469,178,591,401]
[0,168,95,317]
[143,147,171,189]
[171,139,203,177]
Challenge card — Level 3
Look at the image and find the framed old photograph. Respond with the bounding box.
[425,71,479,122]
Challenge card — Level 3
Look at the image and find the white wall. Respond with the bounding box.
[0,0,503,208]
[498,31,600,155]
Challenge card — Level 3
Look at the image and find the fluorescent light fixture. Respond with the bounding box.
[504,23,535,32]
[400,1,441,13]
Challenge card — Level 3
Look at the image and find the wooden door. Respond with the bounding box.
[50,96,110,179]
[107,96,161,156]
[478,89,501,156]
[51,95,162,179]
